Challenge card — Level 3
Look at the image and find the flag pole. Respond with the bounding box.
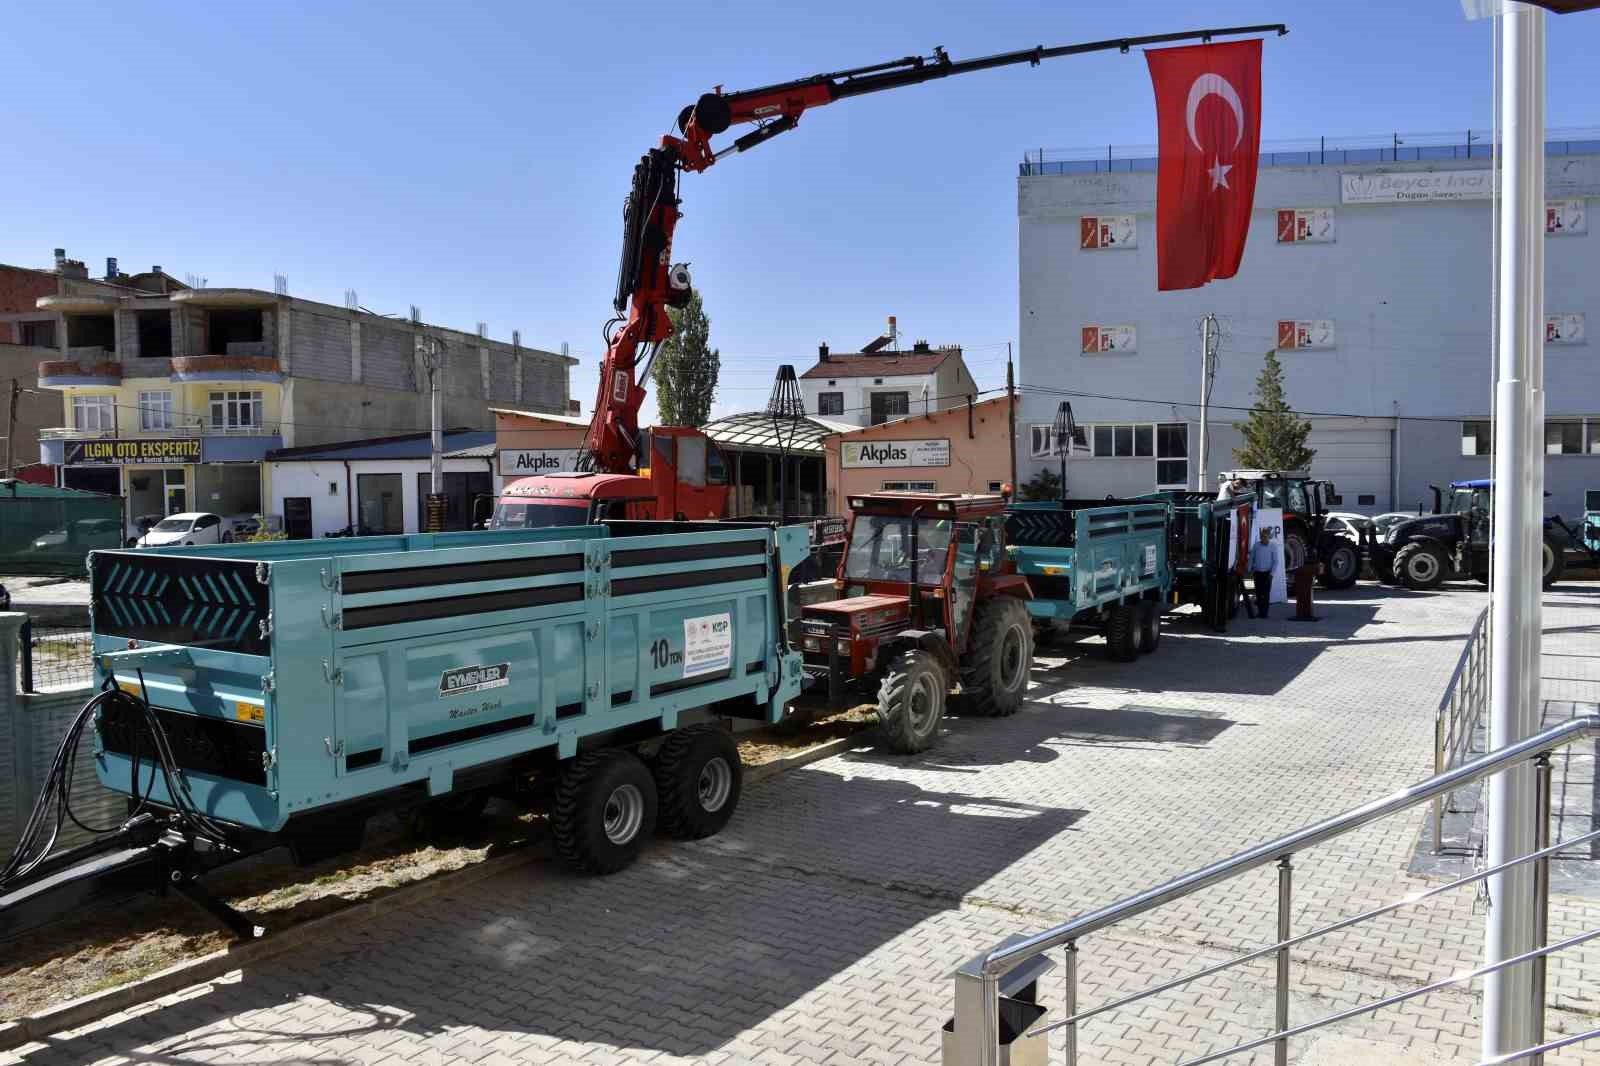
[1482,2,1545,1056]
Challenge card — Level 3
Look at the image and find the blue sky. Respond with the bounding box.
[4,1,1597,430]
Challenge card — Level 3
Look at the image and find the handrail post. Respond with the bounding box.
[1531,754,1552,1064]
[1064,940,1080,1066]
[1433,716,1446,851]
[19,616,32,694]
[1276,855,1293,1066]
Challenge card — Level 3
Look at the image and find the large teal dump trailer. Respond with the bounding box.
[0,520,805,938]
[1003,498,1172,660]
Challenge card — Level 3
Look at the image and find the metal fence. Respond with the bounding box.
[1018,126,1600,176]
[18,619,94,692]
[0,487,122,576]
[1434,606,1491,850]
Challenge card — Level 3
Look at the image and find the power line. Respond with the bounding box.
[1015,382,1492,424]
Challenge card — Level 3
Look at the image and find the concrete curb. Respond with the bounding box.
[0,728,868,1052]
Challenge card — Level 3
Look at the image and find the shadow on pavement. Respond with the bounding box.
[10,770,1086,1063]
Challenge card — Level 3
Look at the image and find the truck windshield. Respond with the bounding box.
[492,501,589,528]
[842,514,954,584]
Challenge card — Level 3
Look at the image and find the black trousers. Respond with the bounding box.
[1252,570,1273,616]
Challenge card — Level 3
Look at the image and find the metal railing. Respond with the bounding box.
[1018,126,1600,176]
[950,714,1600,1066]
[1435,605,1491,850]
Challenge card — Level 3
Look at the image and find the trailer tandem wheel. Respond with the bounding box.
[1138,601,1161,653]
[653,724,743,840]
[1106,604,1139,662]
[553,749,659,874]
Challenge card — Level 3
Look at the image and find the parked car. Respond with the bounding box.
[126,513,163,548]
[226,515,260,540]
[138,512,226,548]
[1324,513,1375,538]
[31,518,123,552]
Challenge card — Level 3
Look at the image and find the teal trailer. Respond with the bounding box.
[1003,499,1172,660]
[0,520,806,938]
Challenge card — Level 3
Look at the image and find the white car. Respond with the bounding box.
[138,512,227,548]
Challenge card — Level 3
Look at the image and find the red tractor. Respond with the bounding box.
[796,492,1033,753]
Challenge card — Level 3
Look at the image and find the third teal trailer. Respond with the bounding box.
[1004,498,1172,660]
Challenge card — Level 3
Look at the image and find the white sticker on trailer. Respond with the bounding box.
[682,612,732,678]
[1144,544,1157,576]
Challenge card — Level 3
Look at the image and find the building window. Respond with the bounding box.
[1462,421,1491,457]
[19,320,55,348]
[1546,420,1584,455]
[1089,423,1153,458]
[206,309,264,353]
[870,392,909,426]
[1156,421,1188,487]
[138,391,174,431]
[883,480,936,491]
[1358,494,1377,506]
[988,481,1004,492]
[136,310,172,359]
[817,392,844,416]
[71,394,115,432]
[210,390,263,432]
[66,314,115,352]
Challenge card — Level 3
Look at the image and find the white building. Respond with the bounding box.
[1018,129,1600,516]
[263,430,496,538]
[799,341,978,428]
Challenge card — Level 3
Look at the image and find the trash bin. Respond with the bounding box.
[943,935,1054,1066]
[941,994,1048,1066]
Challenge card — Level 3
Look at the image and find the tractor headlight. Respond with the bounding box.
[836,640,851,655]
[803,637,820,651]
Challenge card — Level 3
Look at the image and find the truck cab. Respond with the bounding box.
[490,426,730,528]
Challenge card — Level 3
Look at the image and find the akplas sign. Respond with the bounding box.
[840,439,951,469]
[498,449,579,476]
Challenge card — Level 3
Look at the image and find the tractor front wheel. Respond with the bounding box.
[877,649,948,753]
[1543,539,1566,589]
[1319,539,1361,589]
[961,597,1033,717]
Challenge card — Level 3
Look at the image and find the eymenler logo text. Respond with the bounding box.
[439,662,511,697]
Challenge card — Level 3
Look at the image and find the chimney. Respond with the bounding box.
[912,339,930,353]
[105,257,119,280]
[887,314,898,350]
[818,342,829,362]
[53,248,66,271]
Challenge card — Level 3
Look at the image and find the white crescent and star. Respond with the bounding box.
[1185,73,1245,190]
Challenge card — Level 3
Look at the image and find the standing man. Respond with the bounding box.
[1249,526,1278,619]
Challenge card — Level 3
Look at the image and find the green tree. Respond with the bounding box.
[1020,467,1063,501]
[1233,349,1316,472]
[653,291,720,426]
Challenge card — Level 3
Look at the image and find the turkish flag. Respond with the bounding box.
[1146,40,1262,290]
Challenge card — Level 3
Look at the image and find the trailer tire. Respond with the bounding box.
[552,749,658,875]
[1138,601,1161,654]
[1543,539,1566,589]
[1395,542,1447,590]
[653,725,742,840]
[1319,539,1360,589]
[1106,604,1139,662]
[877,649,947,753]
[962,597,1032,717]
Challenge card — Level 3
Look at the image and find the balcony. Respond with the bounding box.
[37,360,122,389]
[171,354,283,383]
[170,288,277,309]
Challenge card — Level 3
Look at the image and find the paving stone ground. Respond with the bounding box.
[5,583,1598,1065]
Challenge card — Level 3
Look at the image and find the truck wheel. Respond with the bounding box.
[1319,539,1360,589]
[1138,601,1161,653]
[1283,530,1309,573]
[1106,604,1139,662]
[961,597,1032,717]
[1543,540,1566,589]
[1395,542,1447,590]
[552,749,658,874]
[653,725,742,840]
[877,649,947,753]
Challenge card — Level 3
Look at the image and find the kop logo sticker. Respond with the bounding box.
[439,662,511,698]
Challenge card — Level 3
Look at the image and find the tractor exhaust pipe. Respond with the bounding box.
[908,507,924,624]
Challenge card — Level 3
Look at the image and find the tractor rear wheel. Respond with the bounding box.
[552,749,658,874]
[1106,604,1139,662]
[877,649,947,753]
[1395,542,1447,590]
[653,725,742,840]
[1319,538,1360,589]
[961,597,1032,717]
[1283,530,1309,574]
[1138,601,1161,653]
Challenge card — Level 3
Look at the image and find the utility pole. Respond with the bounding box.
[4,378,21,478]
[1482,3,1546,1059]
[1006,343,1018,493]
[1197,314,1218,490]
[414,309,445,532]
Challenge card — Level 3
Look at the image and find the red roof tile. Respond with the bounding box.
[800,348,955,380]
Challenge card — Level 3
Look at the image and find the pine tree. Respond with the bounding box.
[1232,349,1316,471]
[653,291,720,427]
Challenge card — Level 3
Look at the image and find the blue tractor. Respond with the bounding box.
[1371,479,1567,590]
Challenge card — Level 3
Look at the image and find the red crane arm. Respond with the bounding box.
[579,23,1286,474]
